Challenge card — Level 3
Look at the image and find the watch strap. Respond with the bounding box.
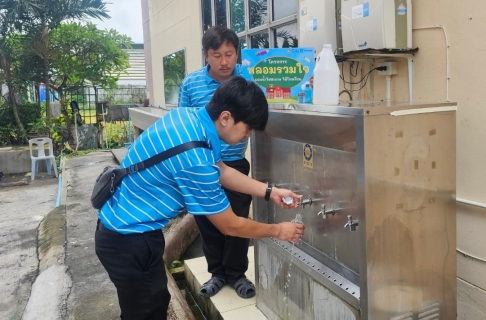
[264,183,273,201]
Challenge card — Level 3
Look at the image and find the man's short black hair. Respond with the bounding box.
[206,76,268,131]
[202,26,239,53]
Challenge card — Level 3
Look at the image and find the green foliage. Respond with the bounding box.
[0,2,139,150]
[163,50,186,105]
[0,123,20,146]
[49,22,131,91]
[27,116,63,144]
[0,101,66,147]
[0,1,108,130]
[104,122,132,149]
[163,50,186,87]
[0,102,40,145]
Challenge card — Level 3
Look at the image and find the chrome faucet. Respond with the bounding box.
[317,204,337,219]
[344,215,359,231]
[299,197,312,208]
[318,203,350,219]
[317,204,326,218]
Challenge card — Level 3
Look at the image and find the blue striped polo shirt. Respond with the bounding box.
[98,107,230,234]
[178,64,247,162]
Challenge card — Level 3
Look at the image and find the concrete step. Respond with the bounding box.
[184,246,267,320]
[110,148,128,164]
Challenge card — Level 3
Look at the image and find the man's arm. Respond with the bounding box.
[178,82,191,107]
[217,161,301,208]
[206,207,305,243]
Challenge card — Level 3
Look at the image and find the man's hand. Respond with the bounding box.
[276,222,305,243]
[270,187,302,209]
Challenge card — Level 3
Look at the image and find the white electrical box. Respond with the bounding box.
[377,61,398,75]
[299,0,337,56]
[341,0,412,53]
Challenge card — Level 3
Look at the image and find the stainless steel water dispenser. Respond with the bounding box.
[251,102,457,320]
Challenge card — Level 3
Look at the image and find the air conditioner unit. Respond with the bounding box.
[341,0,412,53]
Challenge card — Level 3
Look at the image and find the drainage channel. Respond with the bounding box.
[177,234,207,319]
[175,278,206,320]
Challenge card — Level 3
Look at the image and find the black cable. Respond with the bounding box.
[346,71,373,92]
[350,61,359,77]
[341,65,386,84]
[341,67,375,85]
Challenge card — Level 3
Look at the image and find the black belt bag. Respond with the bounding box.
[91,141,210,209]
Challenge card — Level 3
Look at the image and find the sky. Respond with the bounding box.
[90,0,144,43]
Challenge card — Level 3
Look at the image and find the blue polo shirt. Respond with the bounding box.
[98,107,230,234]
[178,64,247,162]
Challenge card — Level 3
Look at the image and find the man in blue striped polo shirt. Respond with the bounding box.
[178,26,258,300]
[95,76,305,320]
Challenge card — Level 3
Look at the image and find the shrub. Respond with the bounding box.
[0,102,41,146]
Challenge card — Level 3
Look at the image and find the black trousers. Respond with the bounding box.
[95,220,171,320]
[194,158,252,286]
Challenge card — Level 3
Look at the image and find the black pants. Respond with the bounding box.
[194,158,252,286]
[95,220,171,320]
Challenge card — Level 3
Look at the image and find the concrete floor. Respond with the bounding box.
[184,246,267,320]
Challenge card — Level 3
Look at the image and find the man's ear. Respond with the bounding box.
[219,111,232,127]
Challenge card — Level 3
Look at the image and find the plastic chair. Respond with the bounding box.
[29,138,58,181]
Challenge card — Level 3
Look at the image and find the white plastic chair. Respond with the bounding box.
[29,138,58,181]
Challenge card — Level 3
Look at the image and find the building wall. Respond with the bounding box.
[361,3,486,319]
[145,0,203,106]
[141,0,153,103]
[142,0,486,318]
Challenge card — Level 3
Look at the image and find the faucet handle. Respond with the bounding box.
[317,204,326,218]
[299,197,312,208]
[344,215,359,231]
[344,216,351,228]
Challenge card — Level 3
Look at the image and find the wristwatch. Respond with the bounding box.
[264,183,273,201]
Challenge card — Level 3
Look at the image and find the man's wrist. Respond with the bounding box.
[272,223,281,239]
[264,183,273,201]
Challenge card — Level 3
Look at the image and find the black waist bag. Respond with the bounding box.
[91,141,210,209]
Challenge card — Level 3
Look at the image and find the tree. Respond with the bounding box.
[0,0,38,142]
[27,0,110,120]
[47,22,130,137]
[0,0,110,139]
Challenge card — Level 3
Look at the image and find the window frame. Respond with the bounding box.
[201,0,298,50]
[162,48,187,106]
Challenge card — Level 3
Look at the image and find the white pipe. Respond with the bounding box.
[455,198,486,263]
[406,56,413,103]
[412,25,449,102]
[55,155,63,208]
[385,75,391,106]
[365,54,413,102]
[101,103,108,149]
[456,197,486,209]
[457,248,486,263]
[74,114,79,151]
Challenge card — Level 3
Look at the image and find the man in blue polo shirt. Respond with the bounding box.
[95,76,305,320]
[178,26,259,300]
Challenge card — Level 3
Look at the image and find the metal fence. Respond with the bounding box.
[62,85,146,149]
[65,86,146,124]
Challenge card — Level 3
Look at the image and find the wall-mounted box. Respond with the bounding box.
[299,0,337,56]
[341,0,412,53]
[378,61,398,75]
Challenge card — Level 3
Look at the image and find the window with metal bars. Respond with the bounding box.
[200,0,299,63]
